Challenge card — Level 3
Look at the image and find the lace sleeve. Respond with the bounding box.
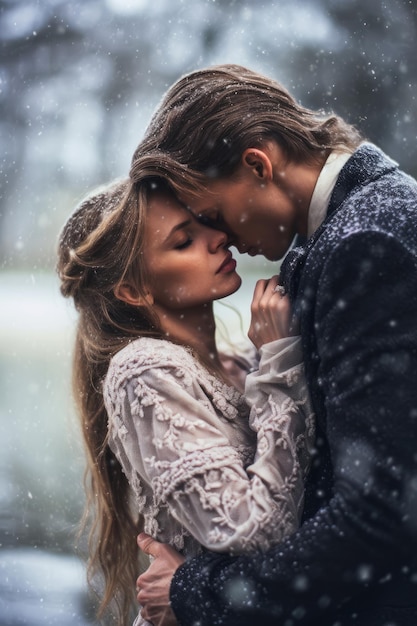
[245,336,315,520]
[106,344,313,554]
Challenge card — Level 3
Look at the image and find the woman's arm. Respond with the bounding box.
[134,334,315,626]
[106,273,314,554]
[107,348,312,554]
[245,274,315,513]
[246,336,315,501]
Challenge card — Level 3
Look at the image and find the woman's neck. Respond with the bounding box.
[155,303,223,371]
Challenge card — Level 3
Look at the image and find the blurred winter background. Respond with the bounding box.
[0,0,416,623]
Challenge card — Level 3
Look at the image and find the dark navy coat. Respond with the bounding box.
[171,144,417,625]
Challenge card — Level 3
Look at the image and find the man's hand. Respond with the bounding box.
[136,533,185,626]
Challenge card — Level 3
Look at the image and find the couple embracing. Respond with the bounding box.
[58,65,417,626]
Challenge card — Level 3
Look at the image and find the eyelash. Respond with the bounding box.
[198,213,221,228]
[175,237,193,250]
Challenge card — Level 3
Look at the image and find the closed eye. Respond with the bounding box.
[174,237,193,250]
[197,212,222,229]
[197,212,234,240]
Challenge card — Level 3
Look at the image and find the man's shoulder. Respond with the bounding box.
[331,142,417,216]
[322,145,417,248]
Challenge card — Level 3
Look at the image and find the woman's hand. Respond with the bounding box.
[136,533,185,626]
[248,275,297,350]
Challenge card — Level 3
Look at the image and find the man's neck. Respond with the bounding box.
[307,150,353,236]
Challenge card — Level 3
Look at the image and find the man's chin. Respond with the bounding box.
[262,250,283,262]
[242,246,282,261]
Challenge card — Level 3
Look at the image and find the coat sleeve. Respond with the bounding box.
[170,231,417,625]
[106,340,314,555]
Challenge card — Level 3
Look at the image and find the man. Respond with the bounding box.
[131,65,417,625]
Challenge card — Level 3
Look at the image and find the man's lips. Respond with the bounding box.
[216,251,237,273]
[236,243,258,256]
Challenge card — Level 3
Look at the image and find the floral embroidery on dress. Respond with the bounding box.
[104,336,315,560]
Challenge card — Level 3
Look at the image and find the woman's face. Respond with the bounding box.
[143,191,242,310]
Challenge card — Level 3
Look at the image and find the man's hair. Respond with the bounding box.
[132,64,363,181]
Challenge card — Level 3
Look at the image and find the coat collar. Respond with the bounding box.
[280,143,398,300]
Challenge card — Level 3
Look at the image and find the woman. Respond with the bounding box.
[57,175,315,626]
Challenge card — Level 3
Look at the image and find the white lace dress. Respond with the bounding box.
[103,336,315,626]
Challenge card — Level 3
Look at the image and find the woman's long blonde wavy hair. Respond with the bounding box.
[57,177,166,625]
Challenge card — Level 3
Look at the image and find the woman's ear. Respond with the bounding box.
[241,147,273,181]
[114,283,154,306]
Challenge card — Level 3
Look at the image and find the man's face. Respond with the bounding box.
[181,171,299,262]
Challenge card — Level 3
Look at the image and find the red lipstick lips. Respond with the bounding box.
[217,251,236,273]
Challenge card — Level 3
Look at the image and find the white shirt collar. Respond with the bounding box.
[307,151,352,237]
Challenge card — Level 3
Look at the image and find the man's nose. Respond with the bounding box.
[208,228,229,251]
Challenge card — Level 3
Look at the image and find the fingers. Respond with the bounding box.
[251,276,289,320]
[141,604,178,626]
[251,275,287,311]
[135,535,184,626]
[252,275,279,301]
[248,275,292,348]
[137,585,150,606]
[137,532,161,558]
[252,277,270,302]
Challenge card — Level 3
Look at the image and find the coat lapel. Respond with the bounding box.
[279,143,398,302]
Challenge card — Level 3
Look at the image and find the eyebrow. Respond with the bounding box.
[164,218,193,243]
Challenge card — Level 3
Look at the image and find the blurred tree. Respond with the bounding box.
[287,0,417,175]
[0,0,87,266]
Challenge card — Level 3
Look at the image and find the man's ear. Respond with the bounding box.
[114,283,154,306]
[241,148,273,181]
